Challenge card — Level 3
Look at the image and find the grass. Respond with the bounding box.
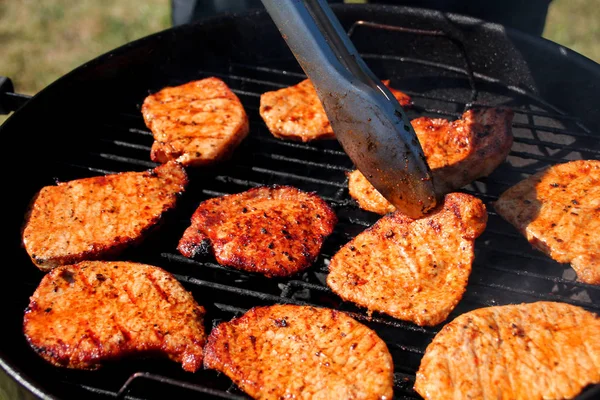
[0,0,170,95]
[0,0,597,121]
[544,0,600,63]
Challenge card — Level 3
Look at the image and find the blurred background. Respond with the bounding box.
[0,0,598,98]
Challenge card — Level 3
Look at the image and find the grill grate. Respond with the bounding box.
[18,19,600,400]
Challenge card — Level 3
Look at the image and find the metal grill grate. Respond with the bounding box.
[21,20,600,400]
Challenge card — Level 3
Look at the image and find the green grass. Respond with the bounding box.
[0,0,597,100]
[0,0,170,95]
[544,0,600,63]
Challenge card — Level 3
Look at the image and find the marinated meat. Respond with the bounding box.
[204,304,394,400]
[259,78,412,142]
[24,261,206,372]
[22,162,187,271]
[349,108,514,214]
[142,77,249,166]
[348,169,397,215]
[327,193,487,326]
[494,159,600,284]
[178,186,337,277]
[414,301,600,400]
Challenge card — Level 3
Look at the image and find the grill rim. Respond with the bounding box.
[2,4,600,400]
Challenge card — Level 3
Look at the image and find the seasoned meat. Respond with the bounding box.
[24,261,206,372]
[204,304,394,400]
[178,186,336,277]
[22,162,187,271]
[414,301,600,400]
[494,159,600,284]
[348,169,397,215]
[327,193,487,326]
[259,78,412,142]
[348,108,514,214]
[142,77,249,166]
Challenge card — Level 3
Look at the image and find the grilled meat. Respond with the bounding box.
[24,261,206,372]
[494,159,600,284]
[178,186,336,277]
[348,169,397,215]
[22,162,187,271]
[204,304,394,400]
[142,77,249,166]
[348,108,514,214]
[414,301,600,400]
[259,78,412,142]
[327,193,487,326]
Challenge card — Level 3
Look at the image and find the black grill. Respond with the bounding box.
[2,11,599,400]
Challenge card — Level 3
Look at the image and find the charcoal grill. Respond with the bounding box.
[1,4,599,399]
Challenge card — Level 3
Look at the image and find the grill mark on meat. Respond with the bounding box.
[113,317,131,343]
[415,302,600,400]
[24,261,205,372]
[178,186,336,277]
[22,162,188,271]
[86,329,102,350]
[327,193,487,326]
[204,305,393,399]
[142,77,249,166]
[488,310,515,393]
[465,321,485,399]
[123,284,138,306]
[145,271,171,303]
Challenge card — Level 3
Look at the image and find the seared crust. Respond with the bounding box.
[204,304,394,400]
[327,193,487,326]
[259,79,412,142]
[349,108,514,214]
[414,301,600,400]
[23,261,206,372]
[22,162,188,271]
[494,160,600,284]
[142,77,249,166]
[177,186,337,277]
[348,170,397,216]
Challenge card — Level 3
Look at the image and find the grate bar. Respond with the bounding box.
[228,60,591,139]
[211,175,347,204]
[486,246,563,263]
[230,89,261,98]
[214,302,250,315]
[231,63,307,79]
[61,162,117,176]
[260,153,352,172]
[228,63,584,124]
[91,153,157,168]
[198,70,288,88]
[99,139,152,151]
[512,122,596,138]
[513,137,600,155]
[175,274,310,305]
[391,343,425,355]
[509,150,583,165]
[249,135,348,156]
[471,281,600,311]
[479,263,600,290]
[116,373,246,400]
[250,166,347,187]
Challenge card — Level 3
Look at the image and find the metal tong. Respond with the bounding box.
[260,0,436,218]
